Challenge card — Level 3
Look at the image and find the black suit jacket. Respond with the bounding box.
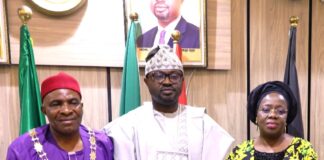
[137,17,200,48]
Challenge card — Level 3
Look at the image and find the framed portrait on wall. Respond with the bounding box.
[125,0,207,67]
[0,0,9,64]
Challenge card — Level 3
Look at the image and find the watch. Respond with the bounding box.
[27,0,87,16]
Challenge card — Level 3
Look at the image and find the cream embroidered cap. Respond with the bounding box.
[145,45,184,76]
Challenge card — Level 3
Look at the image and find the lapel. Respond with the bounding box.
[167,17,187,47]
[148,27,158,47]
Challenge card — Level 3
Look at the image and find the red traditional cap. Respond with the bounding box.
[41,72,81,101]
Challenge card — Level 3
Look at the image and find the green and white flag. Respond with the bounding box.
[19,25,46,135]
[119,19,142,115]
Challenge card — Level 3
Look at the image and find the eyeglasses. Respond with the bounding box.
[148,71,183,83]
[259,107,288,116]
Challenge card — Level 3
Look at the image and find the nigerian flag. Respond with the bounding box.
[18,24,46,135]
[119,18,141,115]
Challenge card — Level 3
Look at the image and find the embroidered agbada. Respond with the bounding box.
[6,124,113,160]
[104,102,234,160]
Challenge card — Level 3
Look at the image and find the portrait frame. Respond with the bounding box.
[0,0,9,64]
[125,0,207,67]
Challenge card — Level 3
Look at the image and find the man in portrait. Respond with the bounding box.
[136,0,200,49]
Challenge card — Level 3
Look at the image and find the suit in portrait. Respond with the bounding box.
[137,17,200,49]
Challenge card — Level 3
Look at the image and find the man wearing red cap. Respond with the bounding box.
[7,72,113,160]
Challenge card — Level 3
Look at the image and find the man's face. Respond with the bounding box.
[144,69,183,106]
[42,89,83,136]
[150,0,182,23]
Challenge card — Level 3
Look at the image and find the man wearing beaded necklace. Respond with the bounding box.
[104,45,234,160]
[7,72,113,160]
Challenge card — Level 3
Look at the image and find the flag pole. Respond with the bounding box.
[171,30,181,53]
[171,30,181,47]
[172,30,188,105]
[285,15,304,138]
[290,16,299,28]
[18,6,32,24]
[129,12,138,21]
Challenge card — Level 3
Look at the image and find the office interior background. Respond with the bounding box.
[0,0,323,159]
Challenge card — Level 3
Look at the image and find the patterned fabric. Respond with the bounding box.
[154,106,188,160]
[145,45,183,75]
[226,137,318,160]
[177,107,188,154]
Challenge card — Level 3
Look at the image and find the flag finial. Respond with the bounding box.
[129,12,138,21]
[18,5,32,24]
[290,16,299,27]
[171,30,181,43]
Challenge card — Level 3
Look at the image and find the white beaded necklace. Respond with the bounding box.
[29,127,97,160]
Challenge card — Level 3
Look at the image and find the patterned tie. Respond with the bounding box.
[159,30,166,44]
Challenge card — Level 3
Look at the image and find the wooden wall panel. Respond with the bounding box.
[109,68,122,120]
[7,0,125,67]
[190,0,247,145]
[249,0,309,139]
[207,0,232,69]
[310,0,324,158]
[0,66,20,159]
[0,66,109,159]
